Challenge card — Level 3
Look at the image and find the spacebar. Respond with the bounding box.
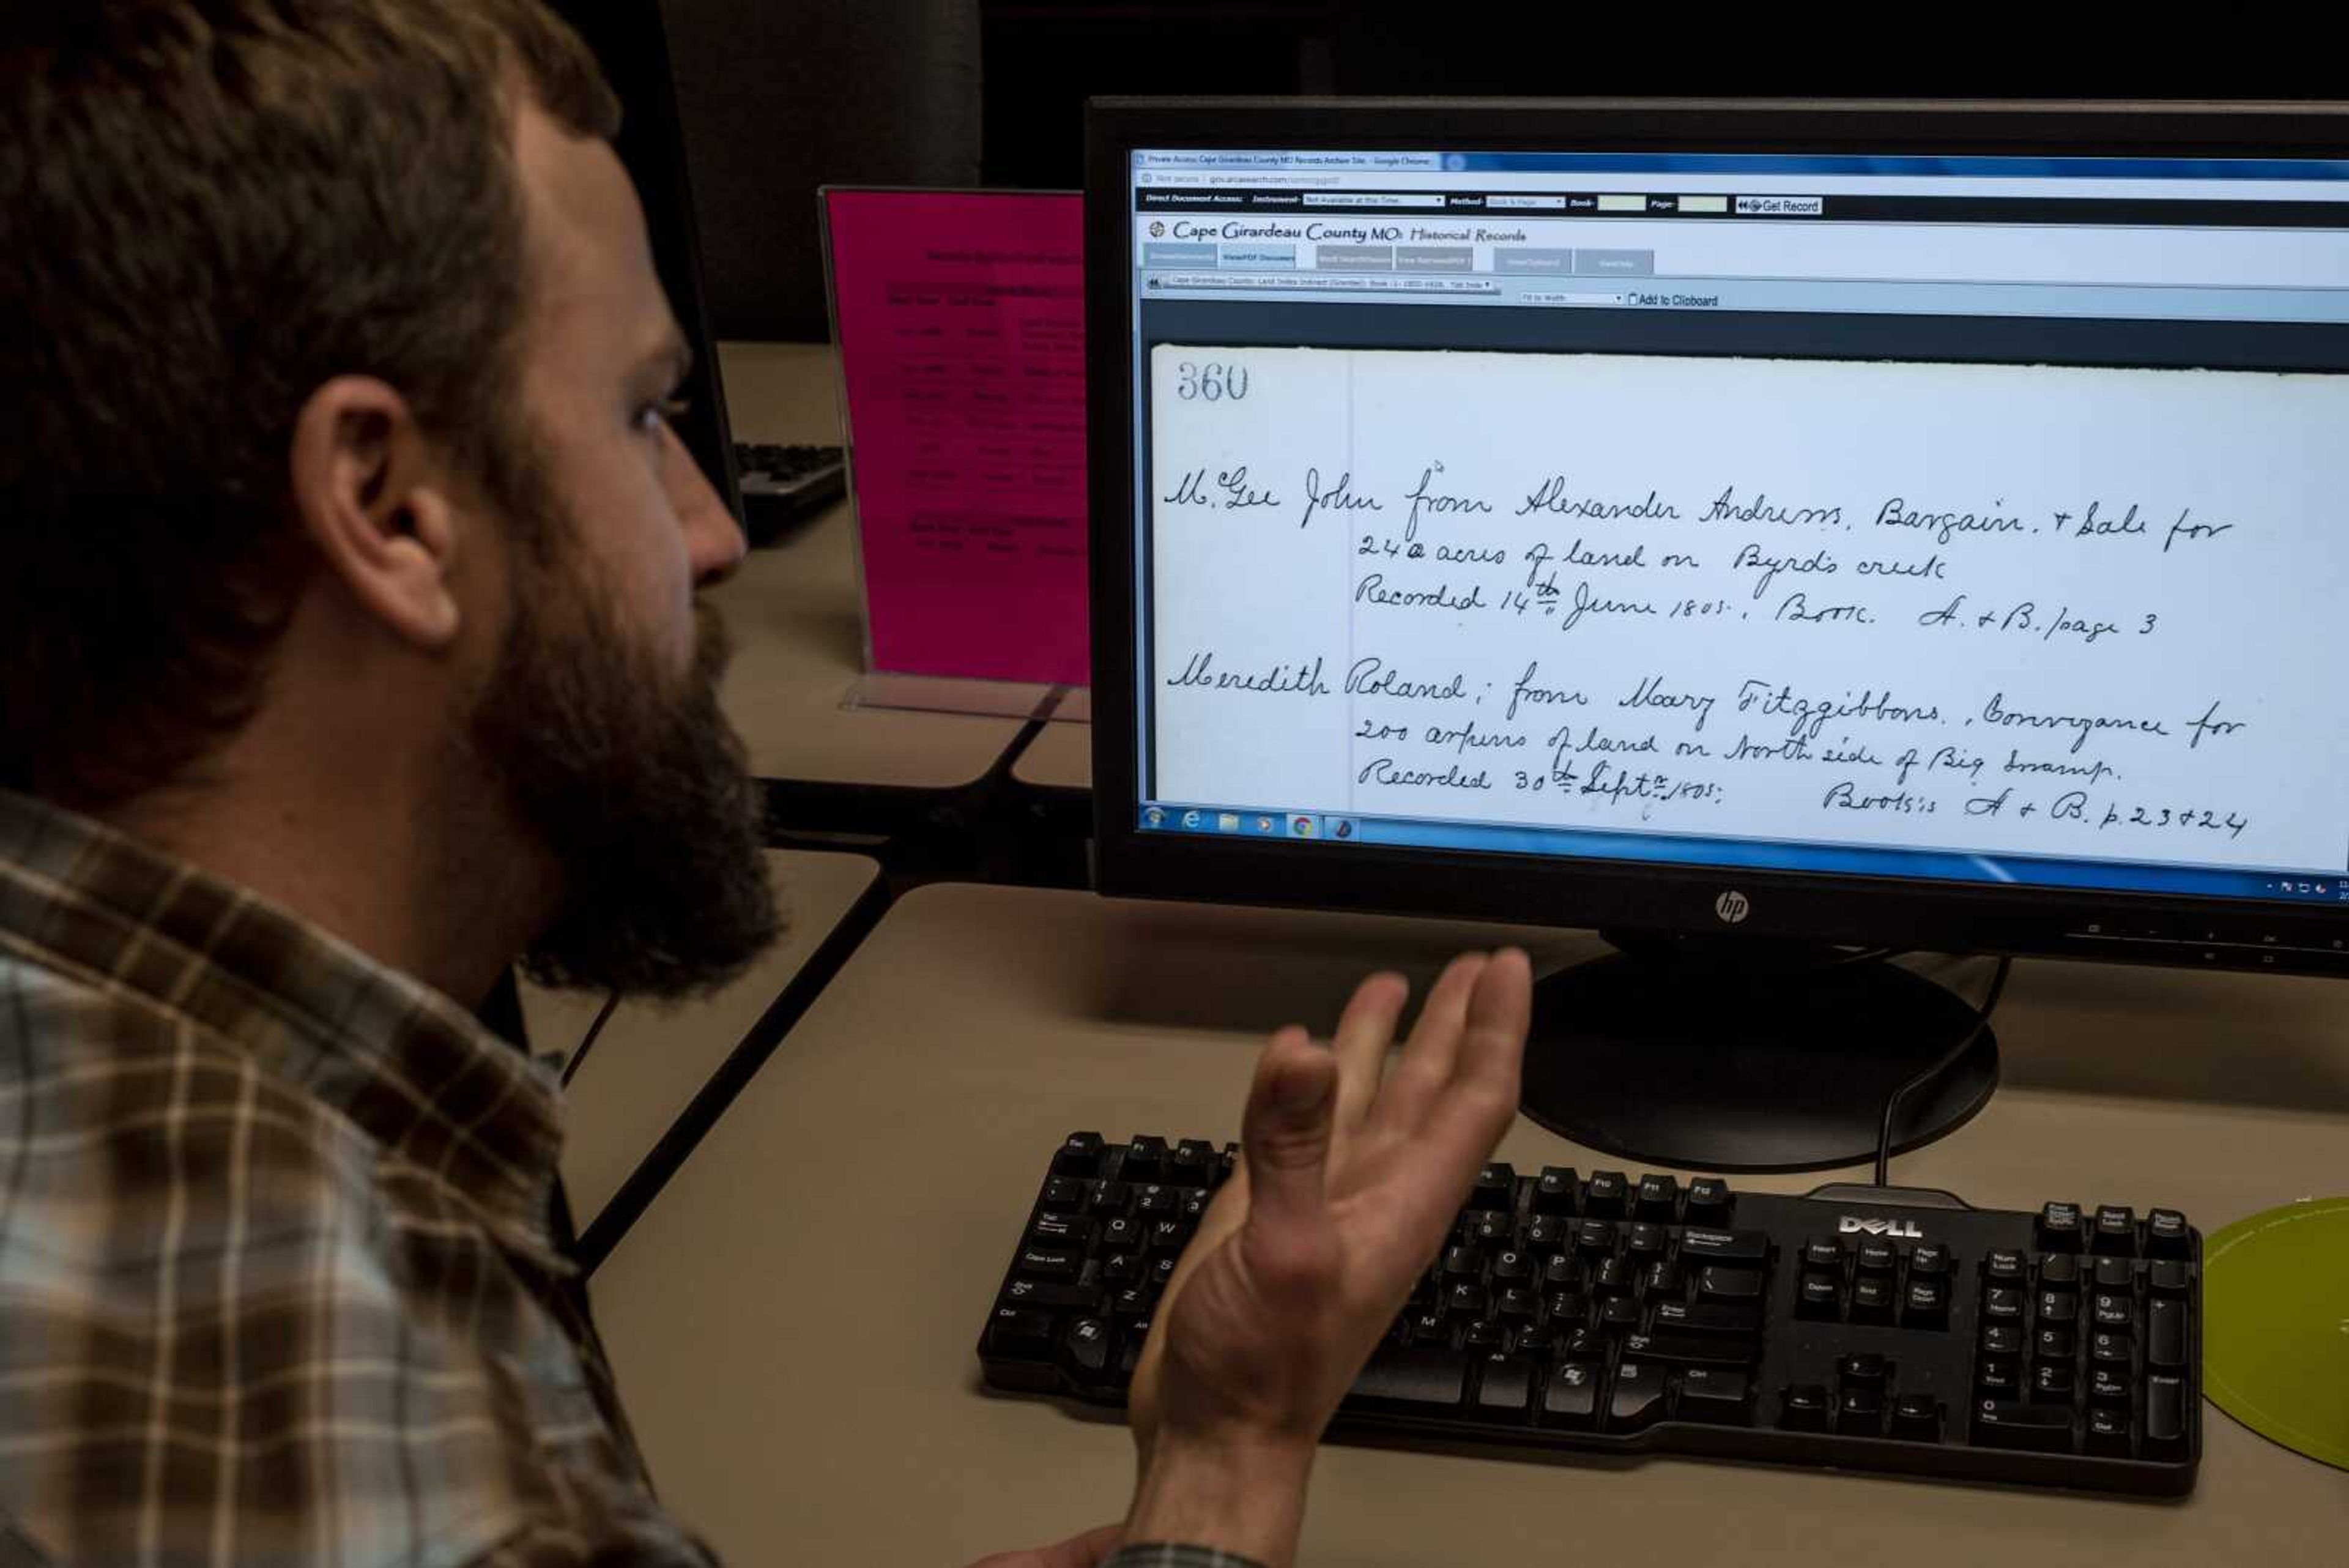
[1340,1346,1469,1416]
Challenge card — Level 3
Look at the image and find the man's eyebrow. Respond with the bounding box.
[639,334,694,388]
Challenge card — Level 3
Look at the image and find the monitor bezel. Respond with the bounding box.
[1085,97,2349,973]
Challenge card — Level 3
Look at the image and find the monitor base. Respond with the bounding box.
[1518,941,1998,1174]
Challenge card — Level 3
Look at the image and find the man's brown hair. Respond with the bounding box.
[0,1,618,804]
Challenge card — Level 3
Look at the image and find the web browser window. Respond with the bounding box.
[1125,147,2349,905]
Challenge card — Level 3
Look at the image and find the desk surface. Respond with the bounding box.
[519,847,880,1229]
[590,884,2349,1565]
[1012,714,1092,792]
[712,342,1028,790]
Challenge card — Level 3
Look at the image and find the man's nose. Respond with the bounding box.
[665,423,748,585]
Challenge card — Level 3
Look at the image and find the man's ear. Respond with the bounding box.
[287,376,465,652]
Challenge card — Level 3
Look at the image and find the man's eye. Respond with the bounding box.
[636,396,691,435]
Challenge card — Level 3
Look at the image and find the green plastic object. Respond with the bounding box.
[2201,1197,2349,1472]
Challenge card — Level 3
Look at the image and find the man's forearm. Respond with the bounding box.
[1123,1433,1316,1568]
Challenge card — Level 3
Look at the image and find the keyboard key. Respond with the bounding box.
[2088,1367,2131,1406]
[1593,1257,1636,1298]
[1583,1171,1628,1218]
[1684,1176,1733,1225]
[1904,1279,1950,1327]
[1026,1213,1093,1249]
[1635,1173,1680,1220]
[1983,1287,2025,1323]
[1532,1166,1579,1216]
[1088,1181,1131,1216]
[1542,1255,1582,1289]
[1797,1273,1841,1319]
[2033,1325,2076,1362]
[1680,1228,1770,1266]
[2030,1361,2075,1404]
[2148,1259,2191,1297]
[2086,1406,2132,1456]
[2037,1202,2084,1253]
[2093,1256,2135,1293]
[2147,1299,2187,1370]
[1625,1222,1670,1259]
[1016,1246,1082,1279]
[1839,1354,1888,1386]
[1641,1261,1685,1298]
[1168,1139,1218,1186]
[1134,1185,1180,1217]
[1475,1356,1536,1416]
[1983,1248,2026,1284]
[1574,1220,1618,1257]
[1975,1399,2075,1452]
[2146,1208,2191,1258]
[1121,1137,1167,1181]
[1779,1383,1830,1432]
[1039,1176,1086,1213]
[1101,1251,1140,1285]
[985,1306,1058,1360]
[1622,1331,1756,1368]
[2038,1252,2079,1290]
[1907,1243,1952,1279]
[1836,1386,1882,1435]
[1850,1276,1894,1324]
[1061,1317,1113,1378]
[2144,1374,2188,1458]
[1099,1216,1142,1253]
[2089,1330,2131,1367]
[2091,1292,2132,1330]
[1441,1245,1482,1280]
[2036,1290,2079,1326]
[1471,1214,1513,1249]
[1493,1249,1532,1284]
[1802,1236,1845,1271]
[1345,1347,1469,1416]
[1052,1132,1105,1176]
[1677,1367,1751,1423]
[1855,1241,1898,1275]
[1976,1358,2020,1398]
[1892,1392,1942,1442]
[1001,1277,1094,1310]
[1446,1282,1488,1318]
[1609,1362,1670,1430]
[1522,1217,1569,1253]
[1980,1323,2022,1358]
[1598,1297,1642,1332]
[2092,1205,2137,1255]
[1648,1300,1761,1337]
[1540,1361,1603,1429]
[1698,1265,1765,1301]
[1463,1318,1507,1352]
[1470,1163,1516,1211]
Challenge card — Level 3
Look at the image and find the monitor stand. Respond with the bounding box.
[1516,932,1998,1173]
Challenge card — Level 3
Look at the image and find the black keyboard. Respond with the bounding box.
[978,1133,2202,1496]
[733,441,846,543]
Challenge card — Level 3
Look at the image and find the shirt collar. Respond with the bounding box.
[0,788,570,1269]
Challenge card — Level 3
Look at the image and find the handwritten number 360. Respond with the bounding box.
[1175,361,1249,402]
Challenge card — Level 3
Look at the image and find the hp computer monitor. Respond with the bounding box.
[1085,99,2349,1169]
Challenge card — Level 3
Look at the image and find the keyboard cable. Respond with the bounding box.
[559,989,624,1090]
[1871,956,2014,1188]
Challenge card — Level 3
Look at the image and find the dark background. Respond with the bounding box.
[651,1,2339,345]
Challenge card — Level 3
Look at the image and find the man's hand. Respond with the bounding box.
[1123,949,1533,1564]
[962,1522,1123,1568]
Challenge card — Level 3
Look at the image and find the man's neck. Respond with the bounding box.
[98,749,557,1013]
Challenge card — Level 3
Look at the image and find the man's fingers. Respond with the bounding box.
[1329,971,1408,1136]
[1366,952,1488,1134]
[1423,946,1534,1161]
[1239,1027,1337,1241]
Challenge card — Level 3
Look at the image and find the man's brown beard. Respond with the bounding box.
[472,557,781,1000]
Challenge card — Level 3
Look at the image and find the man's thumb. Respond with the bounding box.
[1240,1027,1335,1230]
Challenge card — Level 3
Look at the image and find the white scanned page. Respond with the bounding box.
[1146,344,2349,875]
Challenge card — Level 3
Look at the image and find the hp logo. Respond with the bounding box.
[1713,890,1751,925]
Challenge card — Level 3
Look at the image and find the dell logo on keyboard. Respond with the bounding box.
[1839,1216,1926,1239]
[1713,890,1751,924]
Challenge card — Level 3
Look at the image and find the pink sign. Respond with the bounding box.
[823,188,1088,685]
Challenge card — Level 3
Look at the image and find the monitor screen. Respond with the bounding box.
[1093,105,2349,965]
